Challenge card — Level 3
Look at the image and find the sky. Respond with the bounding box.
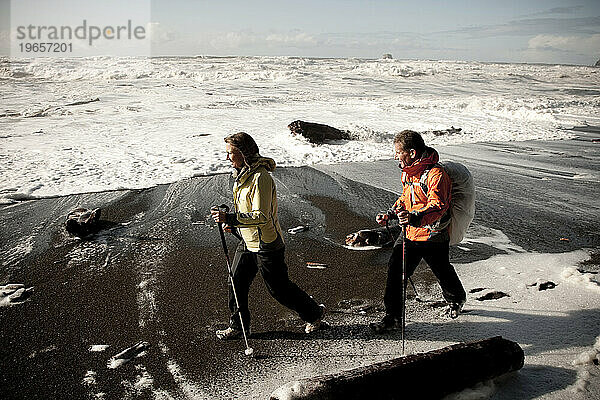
[1,0,600,64]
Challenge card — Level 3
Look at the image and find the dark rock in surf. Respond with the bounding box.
[429,126,462,136]
[288,120,351,144]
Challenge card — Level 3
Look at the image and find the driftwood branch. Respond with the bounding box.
[64,98,100,107]
[0,98,101,119]
[0,112,21,118]
[270,336,524,400]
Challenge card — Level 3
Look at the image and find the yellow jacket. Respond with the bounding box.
[226,157,284,252]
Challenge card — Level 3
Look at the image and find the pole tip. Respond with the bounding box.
[245,347,255,357]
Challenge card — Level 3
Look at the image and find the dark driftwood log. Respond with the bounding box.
[0,112,21,118]
[270,336,524,400]
[288,120,351,143]
[64,97,100,107]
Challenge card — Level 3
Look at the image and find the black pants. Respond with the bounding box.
[228,241,322,330]
[384,237,466,320]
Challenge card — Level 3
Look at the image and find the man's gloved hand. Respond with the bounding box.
[398,210,422,227]
[375,213,389,226]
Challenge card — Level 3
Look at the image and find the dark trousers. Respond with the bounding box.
[384,237,466,320]
[228,241,322,330]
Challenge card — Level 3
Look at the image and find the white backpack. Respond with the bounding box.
[407,161,475,245]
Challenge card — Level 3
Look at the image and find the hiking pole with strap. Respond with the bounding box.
[385,219,420,300]
[212,204,254,357]
[401,223,407,356]
[385,218,409,356]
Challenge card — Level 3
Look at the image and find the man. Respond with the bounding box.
[370,130,466,333]
[211,132,325,339]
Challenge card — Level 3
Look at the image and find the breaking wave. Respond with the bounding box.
[1,55,598,200]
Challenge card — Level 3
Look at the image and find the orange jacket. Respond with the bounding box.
[391,147,452,241]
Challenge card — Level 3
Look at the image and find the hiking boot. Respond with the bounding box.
[444,300,465,319]
[305,304,326,334]
[369,316,401,334]
[215,326,248,340]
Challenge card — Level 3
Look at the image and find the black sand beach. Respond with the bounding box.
[1,127,599,399]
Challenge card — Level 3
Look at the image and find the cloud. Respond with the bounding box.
[145,17,599,63]
[523,6,584,17]
[528,33,600,55]
[206,31,258,51]
[545,6,583,14]
[197,30,383,53]
[319,31,433,51]
[265,32,318,47]
[165,28,463,58]
[439,16,600,39]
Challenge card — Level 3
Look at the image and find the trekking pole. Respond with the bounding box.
[212,204,254,357]
[401,223,407,356]
[385,219,420,300]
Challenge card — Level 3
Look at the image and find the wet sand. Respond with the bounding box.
[0,165,404,399]
[1,127,599,399]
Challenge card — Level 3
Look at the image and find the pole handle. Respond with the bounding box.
[212,204,231,256]
[211,204,230,213]
[213,204,242,240]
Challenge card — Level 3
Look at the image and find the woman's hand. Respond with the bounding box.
[211,209,226,224]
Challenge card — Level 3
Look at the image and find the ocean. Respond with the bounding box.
[1,56,599,202]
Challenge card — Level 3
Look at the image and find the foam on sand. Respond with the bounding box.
[0,283,34,306]
[446,241,600,399]
[570,335,600,394]
[107,341,150,369]
[89,344,110,352]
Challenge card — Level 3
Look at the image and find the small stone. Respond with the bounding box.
[469,287,486,293]
[476,291,510,301]
[538,281,557,291]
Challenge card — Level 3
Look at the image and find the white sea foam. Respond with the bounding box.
[164,358,212,399]
[82,370,97,386]
[1,236,34,267]
[89,344,110,352]
[1,56,598,201]
[561,267,600,293]
[570,336,600,394]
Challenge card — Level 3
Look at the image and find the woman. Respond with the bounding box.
[211,132,325,339]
